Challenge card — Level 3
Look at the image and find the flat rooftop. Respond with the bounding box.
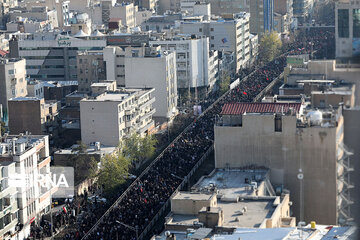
[192,169,268,197]
[172,192,214,201]
[54,144,116,155]
[169,199,275,228]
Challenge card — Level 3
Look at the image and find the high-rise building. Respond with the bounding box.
[335,0,360,60]
[0,0,18,29]
[0,134,52,239]
[150,36,218,92]
[250,0,274,35]
[180,13,251,73]
[0,58,27,122]
[215,102,352,225]
[124,46,178,122]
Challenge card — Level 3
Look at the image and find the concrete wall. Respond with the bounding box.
[80,100,120,146]
[171,194,217,215]
[125,53,178,120]
[215,114,341,224]
[343,108,360,224]
[8,99,42,135]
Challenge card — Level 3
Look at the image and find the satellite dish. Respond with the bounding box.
[297,173,304,180]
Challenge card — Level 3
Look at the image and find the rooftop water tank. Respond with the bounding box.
[306,110,322,125]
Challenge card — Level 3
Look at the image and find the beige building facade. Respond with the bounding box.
[0,58,27,122]
[80,88,156,146]
[215,103,351,225]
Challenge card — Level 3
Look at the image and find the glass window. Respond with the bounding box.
[353,9,360,38]
[338,9,349,38]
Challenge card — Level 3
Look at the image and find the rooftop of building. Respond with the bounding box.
[83,88,154,102]
[0,134,48,157]
[220,103,302,116]
[156,225,358,240]
[54,144,116,156]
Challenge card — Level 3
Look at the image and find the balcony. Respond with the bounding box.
[138,97,155,110]
[140,108,156,122]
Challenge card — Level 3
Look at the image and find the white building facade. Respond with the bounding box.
[80,88,156,146]
[180,13,251,73]
[150,36,218,91]
[0,135,52,239]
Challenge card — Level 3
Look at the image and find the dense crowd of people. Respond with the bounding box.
[46,29,334,240]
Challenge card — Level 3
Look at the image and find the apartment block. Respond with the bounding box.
[0,135,52,239]
[215,102,352,225]
[250,0,274,35]
[80,88,156,146]
[180,13,251,73]
[124,46,178,122]
[335,0,360,59]
[77,50,106,93]
[150,36,218,91]
[0,58,27,122]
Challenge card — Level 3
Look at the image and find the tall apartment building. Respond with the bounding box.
[8,97,59,137]
[250,0,274,35]
[9,32,106,81]
[274,0,293,33]
[335,0,360,59]
[80,88,156,146]
[77,51,106,93]
[0,58,27,122]
[103,45,178,122]
[0,135,52,239]
[124,46,178,122]
[180,13,251,74]
[150,36,218,92]
[215,102,352,225]
[158,0,181,14]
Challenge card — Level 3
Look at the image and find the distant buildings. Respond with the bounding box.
[0,58,27,122]
[80,88,156,146]
[9,32,106,81]
[335,0,360,60]
[292,0,313,24]
[180,13,251,73]
[0,134,52,239]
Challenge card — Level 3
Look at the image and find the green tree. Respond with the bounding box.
[120,133,157,166]
[97,153,132,195]
[219,71,231,95]
[71,141,98,183]
[259,32,282,63]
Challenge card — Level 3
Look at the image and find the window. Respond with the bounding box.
[211,44,214,48]
[274,115,282,132]
[211,36,214,40]
[210,28,214,31]
[199,28,202,32]
[353,9,360,38]
[338,9,349,38]
[8,69,15,75]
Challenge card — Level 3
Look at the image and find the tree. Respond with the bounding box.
[71,141,98,183]
[259,32,282,63]
[219,71,231,95]
[97,153,132,196]
[120,133,157,167]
